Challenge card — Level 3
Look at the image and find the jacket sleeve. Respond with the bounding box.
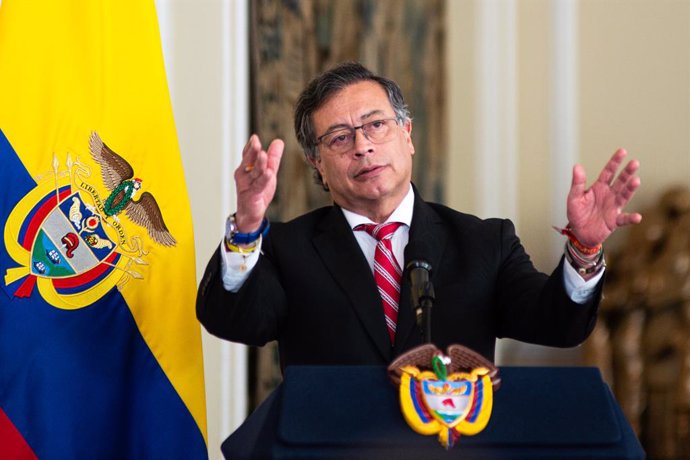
[196,243,287,347]
[494,219,603,347]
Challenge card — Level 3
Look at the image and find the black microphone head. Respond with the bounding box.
[404,239,433,273]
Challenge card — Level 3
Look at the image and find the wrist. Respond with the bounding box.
[233,212,263,234]
[564,241,606,277]
[554,225,602,255]
[554,225,605,278]
[225,213,270,245]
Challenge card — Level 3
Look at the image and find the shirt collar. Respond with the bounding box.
[341,184,414,229]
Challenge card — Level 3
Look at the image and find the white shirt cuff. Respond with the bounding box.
[563,259,605,304]
[220,240,262,292]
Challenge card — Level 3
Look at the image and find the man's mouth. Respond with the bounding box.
[355,165,384,179]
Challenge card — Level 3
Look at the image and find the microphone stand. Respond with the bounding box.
[416,281,435,344]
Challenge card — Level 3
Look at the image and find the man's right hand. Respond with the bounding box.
[233,134,284,232]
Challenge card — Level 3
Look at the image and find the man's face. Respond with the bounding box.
[311,81,415,218]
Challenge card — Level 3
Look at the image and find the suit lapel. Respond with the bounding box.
[312,207,393,362]
[394,194,448,355]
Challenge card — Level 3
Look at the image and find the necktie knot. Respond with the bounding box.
[356,222,403,241]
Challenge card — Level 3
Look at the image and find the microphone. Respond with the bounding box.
[405,241,434,342]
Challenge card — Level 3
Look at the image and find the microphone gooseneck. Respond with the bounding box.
[404,241,435,343]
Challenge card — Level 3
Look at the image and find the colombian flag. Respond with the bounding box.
[0,1,207,458]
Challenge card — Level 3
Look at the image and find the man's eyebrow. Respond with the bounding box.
[359,109,385,121]
[321,123,351,134]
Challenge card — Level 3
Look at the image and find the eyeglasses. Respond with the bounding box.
[315,118,400,154]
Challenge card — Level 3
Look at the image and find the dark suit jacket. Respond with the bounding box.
[197,191,602,369]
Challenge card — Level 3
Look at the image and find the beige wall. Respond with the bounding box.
[157,1,248,458]
[579,0,690,219]
[447,0,690,270]
[447,0,689,364]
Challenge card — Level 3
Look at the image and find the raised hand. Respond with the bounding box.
[566,148,642,247]
[234,134,284,232]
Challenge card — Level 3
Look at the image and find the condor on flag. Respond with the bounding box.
[0,1,208,458]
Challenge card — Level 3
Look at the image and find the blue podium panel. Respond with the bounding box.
[222,366,645,460]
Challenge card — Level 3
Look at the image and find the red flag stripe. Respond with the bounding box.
[0,408,38,460]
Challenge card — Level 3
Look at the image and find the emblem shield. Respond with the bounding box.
[421,379,474,426]
[30,192,115,278]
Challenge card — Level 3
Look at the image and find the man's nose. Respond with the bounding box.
[353,128,374,156]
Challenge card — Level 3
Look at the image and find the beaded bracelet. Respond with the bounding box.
[224,236,259,254]
[553,225,602,255]
[564,242,606,276]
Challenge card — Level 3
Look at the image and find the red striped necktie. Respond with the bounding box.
[355,222,404,345]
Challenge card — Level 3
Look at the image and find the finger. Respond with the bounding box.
[616,212,643,227]
[611,159,640,194]
[615,175,641,207]
[596,148,627,185]
[250,148,269,179]
[235,138,259,182]
[266,139,285,173]
[241,135,252,154]
[246,139,284,182]
[241,134,262,170]
[569,164,587,198]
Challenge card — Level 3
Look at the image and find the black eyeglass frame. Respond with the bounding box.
[314,117,402,152]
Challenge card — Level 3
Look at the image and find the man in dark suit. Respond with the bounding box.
[196,62,641,368]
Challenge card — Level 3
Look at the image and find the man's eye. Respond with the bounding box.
[329,133,351,147]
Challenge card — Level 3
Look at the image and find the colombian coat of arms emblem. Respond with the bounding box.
[4,132,175,309]
[388,344,502,449]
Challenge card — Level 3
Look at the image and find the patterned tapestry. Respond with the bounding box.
[249,0,446,409]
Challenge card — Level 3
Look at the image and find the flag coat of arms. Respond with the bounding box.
[0,1,207,458]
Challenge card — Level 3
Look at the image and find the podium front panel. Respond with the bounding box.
[279,366,620,447]
[222,366,644,459]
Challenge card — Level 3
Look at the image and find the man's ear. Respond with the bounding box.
[308,156,321,171]
[404,120,415,155]
[309,156,328,188]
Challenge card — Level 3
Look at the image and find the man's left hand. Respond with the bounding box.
[566,148,642,247]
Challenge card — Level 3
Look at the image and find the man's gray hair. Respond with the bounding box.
[293,62,411,189]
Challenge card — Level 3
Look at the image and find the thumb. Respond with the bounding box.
[569,164,587,198]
